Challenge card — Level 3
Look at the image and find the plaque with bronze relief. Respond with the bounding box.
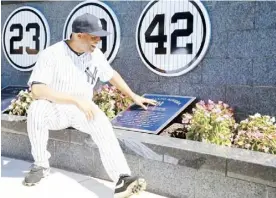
[111,94,196,134]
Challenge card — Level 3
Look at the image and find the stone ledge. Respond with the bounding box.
[1,114,276,197]
[114,126,276,168]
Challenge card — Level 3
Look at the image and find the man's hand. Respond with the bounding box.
[74,98,99,120]
[131,94,158,110]
[107,71,158,110]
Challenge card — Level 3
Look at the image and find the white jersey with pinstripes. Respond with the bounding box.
[26,41,132,181]
[28,41,114,99]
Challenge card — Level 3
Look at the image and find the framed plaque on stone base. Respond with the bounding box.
[111,94,196,134]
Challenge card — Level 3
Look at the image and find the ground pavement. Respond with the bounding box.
[1,156,168,198]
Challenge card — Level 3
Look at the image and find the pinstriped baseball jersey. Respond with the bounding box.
[28,40,114,100]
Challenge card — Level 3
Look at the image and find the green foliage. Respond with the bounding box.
[6,84,132,120]
[233,113,276,154]
[6,89,34,116]
[181,100,236,147]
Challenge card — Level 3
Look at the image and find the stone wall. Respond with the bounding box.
[1,1,276,119]
[2,115,276,198]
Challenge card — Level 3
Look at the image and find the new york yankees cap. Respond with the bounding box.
[72,13,110,37]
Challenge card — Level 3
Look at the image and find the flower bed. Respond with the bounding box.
[3,85,276,155]
[233,114,276,154]
[168,100,276,155]
[4,84,132,119]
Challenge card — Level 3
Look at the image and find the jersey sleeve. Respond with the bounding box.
[27,50,54,87]
[95,48,114,82]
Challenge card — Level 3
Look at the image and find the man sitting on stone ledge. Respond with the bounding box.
[24,13,157,198]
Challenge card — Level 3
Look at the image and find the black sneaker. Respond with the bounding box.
[23,165,50,186]
[114,174,147,198]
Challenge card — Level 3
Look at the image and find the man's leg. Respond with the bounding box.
[24,100,70,186]
[70,104,146,197]
[71,105,131,181]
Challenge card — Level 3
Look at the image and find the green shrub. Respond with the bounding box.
[6,89,34,116]
[6,84,132,119]
[181,100,236,146]
[93,84,133,119]
[233,113,276,154]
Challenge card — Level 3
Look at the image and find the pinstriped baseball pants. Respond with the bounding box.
[27,99,131,182]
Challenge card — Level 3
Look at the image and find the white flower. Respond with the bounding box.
[223,103,229,108]
[212,108,222,114]
[22,103,28,108]
[26,98,32,103]
[271,117,275,123]
[263,147,269,153]
[19,90,25,95]
[8,105,13,109]
[11,99,16,103]
[204,112,210,117]
[208,99,214,104]
[216,117,224,122]
[198,100,205,106]
[223,114,230,119]
[254,113,261,118]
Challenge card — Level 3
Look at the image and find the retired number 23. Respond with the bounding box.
[145,12,193,55]
[10,23,40,55]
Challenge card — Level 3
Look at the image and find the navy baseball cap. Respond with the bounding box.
[72,13,110,37]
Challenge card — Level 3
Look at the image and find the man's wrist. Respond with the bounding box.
[71,96,79,106]
[129,92,137,99]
